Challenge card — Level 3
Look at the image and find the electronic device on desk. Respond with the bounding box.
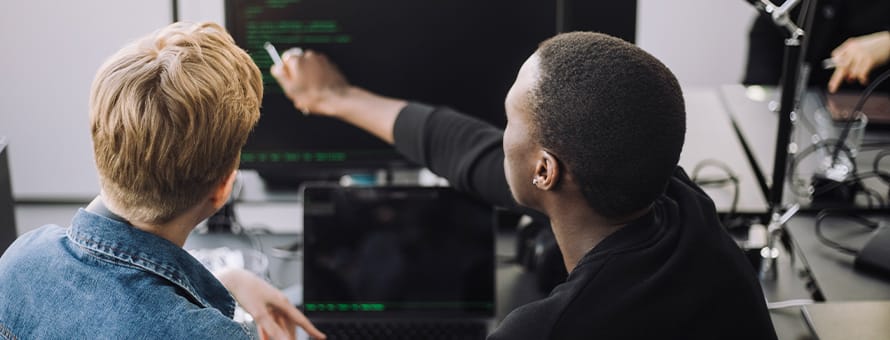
[823,90,890,129]
[815,212,890,279]
[225,0,637,189]
[0,138,16,255]
[301,185,495,338]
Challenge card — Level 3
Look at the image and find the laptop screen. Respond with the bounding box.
[822,90,890,126]
[302,186,495,317]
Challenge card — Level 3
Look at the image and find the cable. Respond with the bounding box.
[813,210,880,256]
[766,298,815,310]
[861,187,884,209]
[830,68,890,166]
[874,150,890,185]
[691,159,739,226]
[787,139,858,198]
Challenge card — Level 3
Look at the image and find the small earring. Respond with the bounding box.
[532,178,539,185]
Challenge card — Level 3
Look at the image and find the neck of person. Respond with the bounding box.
[87,195,214,247]
[543,191,648,273]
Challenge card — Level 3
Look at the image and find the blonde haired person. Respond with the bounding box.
[0,22,324,340]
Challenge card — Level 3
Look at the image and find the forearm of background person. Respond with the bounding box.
[828,30,890,92]
[318,86,407,145]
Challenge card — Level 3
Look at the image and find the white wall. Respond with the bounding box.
[638,0,759,86]
[0,1,170,200]
[0,0,758,200]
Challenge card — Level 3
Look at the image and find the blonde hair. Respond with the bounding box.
[90,22,262,224]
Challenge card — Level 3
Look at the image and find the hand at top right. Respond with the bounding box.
[828,31,890,93]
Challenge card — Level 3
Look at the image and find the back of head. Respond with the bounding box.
[90,22,262,224]
[531,32,685,219]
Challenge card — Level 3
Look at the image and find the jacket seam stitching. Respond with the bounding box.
[0,322,19,340]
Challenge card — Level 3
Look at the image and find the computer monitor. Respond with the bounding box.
[225,0,636,186]
[225,0,554,185]
[0,138,17,255]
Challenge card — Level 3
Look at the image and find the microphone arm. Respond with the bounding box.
[742,0,811,281]
[746,0,804,41]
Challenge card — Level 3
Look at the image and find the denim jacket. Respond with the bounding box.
[0,209,251,339]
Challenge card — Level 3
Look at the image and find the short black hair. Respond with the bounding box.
[531,32,685,219]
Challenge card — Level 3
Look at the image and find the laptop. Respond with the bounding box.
[301,185,496,340]
[821,90,890,127]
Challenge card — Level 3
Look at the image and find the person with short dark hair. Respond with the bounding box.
[272,32,778,339]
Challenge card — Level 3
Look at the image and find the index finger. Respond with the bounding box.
[278,301,326,339]
[257,312,290,340]
[828,67,847,93]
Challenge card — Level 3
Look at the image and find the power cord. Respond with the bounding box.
[829,68,890,167]
[691,159,740,228]
[766,298,815,310]
[784,69,890,208]
[814,210,880,256]
[787,139,889,209]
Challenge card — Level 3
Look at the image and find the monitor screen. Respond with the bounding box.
[225,0,556,184]
[0,138,16,255]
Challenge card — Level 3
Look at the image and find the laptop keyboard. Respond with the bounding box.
[313,320,488,340]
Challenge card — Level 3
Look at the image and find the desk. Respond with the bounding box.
[183,229,546,324]
[183,223,825,339]
[720,84,890,337]
[784,214,890,300]
[680,87,769,214]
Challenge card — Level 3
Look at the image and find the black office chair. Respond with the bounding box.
[0,137,18,255]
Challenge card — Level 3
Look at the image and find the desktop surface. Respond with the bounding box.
[802,301,890,340]
[785,214,890,300]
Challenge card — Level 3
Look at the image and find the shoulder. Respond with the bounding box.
[489,271,593,340]
[3,224,66,250]
[146,306,251,339]
[87,298,250,339]
[0,224,67,270]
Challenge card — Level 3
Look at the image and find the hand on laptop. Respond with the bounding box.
[217,268,326,340]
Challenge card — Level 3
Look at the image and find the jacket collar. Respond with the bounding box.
[66,208,236,317]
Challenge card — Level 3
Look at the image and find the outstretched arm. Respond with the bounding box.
[270,49,406,144]
[270,49,518,209]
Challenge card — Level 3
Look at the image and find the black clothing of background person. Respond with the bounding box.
[393,102,779,340]
[743,0,890,92]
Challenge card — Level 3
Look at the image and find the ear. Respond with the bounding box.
[210,170,238,210]
[532,150,560,190]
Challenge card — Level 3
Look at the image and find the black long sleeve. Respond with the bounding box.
[392,102,518,210]
[392,103,777,339]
